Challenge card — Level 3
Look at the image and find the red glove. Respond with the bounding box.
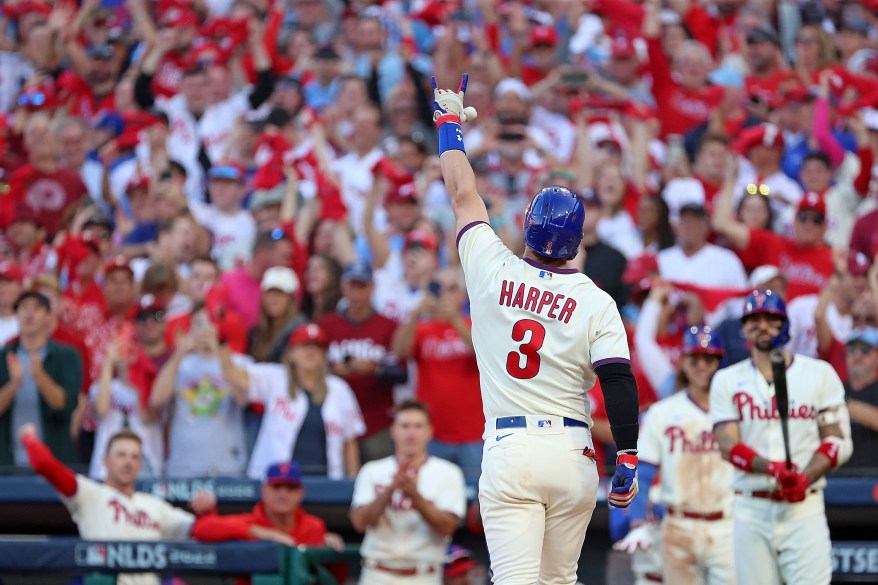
[766,461,799,488]
[778,473,810,503]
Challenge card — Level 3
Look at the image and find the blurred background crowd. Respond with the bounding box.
[1,0,878,493]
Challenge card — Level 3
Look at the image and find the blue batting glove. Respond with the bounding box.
[609,453,639,509]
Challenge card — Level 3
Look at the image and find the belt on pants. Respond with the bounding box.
[666,506,725,521]
[363,559,438,576]
[734,489,819,501]
[495,416,589,429]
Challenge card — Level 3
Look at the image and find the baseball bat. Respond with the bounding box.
[770,349,793,470]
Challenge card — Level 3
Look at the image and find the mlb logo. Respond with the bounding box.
[538,271,553,280]
[538,419,552,428]
[75,544,106,567]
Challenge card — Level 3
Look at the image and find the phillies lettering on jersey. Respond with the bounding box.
[327,339,388,363]
[710,355,846,491]
[639,392,734,514]
[732,392,817,421]
[109,500,160,530]
[664,425,718,454]
[498,280,577,323]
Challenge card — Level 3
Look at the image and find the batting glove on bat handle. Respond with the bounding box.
[766,460,800,488]
[778,473,809,503]
[608,453,639,508]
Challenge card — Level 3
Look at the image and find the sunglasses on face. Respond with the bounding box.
[846,342,876,355]
[136,310,165,323]
[796,211,825,225]
[18,92,47,108]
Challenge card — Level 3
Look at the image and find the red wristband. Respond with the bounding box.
[617,453,638,467]
[434,113,461,128]
[816,438,840,469]
[729,442,758,472]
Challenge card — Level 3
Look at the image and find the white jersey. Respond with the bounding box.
[457,222,630,425]
[352,456,466,565]
[244,364,366,480]
[710,355,846,491]
[189,202,256,271]
[638,391,734,515]
[63,476,195,585]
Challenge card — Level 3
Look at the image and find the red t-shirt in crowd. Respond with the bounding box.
[738,228,833,300]
[818,337,848,385]
[152,52,188,98]
[646,38,724,137]
[56,71,116,123]
[317,310,398,438]
[8,165,87,237]
[412,320,483,444]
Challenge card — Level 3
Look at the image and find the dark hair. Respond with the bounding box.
[141,262,178,294]
[397,135,429,156]
[394,399,431,422]
[191,255,219,270]
[697,133,730,153]
[802,151,831,169]
[736,192,774,230]
[168,160,188,178]
[650,196,675,251]
[106,430,142,453]
[301,254,342,321]
[253,229,290,253]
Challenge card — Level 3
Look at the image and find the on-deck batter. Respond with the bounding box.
[432,74,641,585]
[711,289,853,585]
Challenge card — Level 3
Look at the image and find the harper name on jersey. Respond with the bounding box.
[498,280,577,323]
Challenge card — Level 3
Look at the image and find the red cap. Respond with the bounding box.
[104,255,133,276]
[848,250,872,276]
[126,175,150,193]
[796,191,826,216]
[0,261,23,283]
[777,85,813,108]
[10,203,40,226]
[530,25,559,47]
[115,129,141,151]
[386,181,419,206]
[404,229,438,252]
[611,36,637,59]
[622,253,659,286]
[288,323,329,348]
[734,123,785,153]
[137,294,166,316]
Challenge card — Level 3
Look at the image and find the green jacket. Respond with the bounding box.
[0,340,82,466]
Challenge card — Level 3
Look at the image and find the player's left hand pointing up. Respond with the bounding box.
[432,74,478,126]
[608,453,639,508]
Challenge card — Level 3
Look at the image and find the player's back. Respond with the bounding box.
[457,222,630,426]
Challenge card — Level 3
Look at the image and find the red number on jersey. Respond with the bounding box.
[506,319,546,379]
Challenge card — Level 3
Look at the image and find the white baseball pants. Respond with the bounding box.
[732,491,831,585]
[479,418,599,585]
[661,515,735,585]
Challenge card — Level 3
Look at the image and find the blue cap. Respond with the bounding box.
[95,112,125,137]
[342,260,374,283]
[682,325,724,357]
[264,461,302,485]
[848,326,878,349]
[208,164,244,181]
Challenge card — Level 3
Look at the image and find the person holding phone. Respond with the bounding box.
[391,268,483,486]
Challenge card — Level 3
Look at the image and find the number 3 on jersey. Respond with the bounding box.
[506,319,546,379]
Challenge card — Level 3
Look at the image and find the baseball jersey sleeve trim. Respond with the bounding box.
[593,357,631,368]
[522,257,580,274]
[456,220,489,248]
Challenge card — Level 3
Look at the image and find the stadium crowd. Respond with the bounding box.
[1,0,878,573]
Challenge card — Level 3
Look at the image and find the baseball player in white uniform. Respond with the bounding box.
[350,400,467,585]
[432,75,641,584]
[17,425,290,585]
[617,325,736,585]
[710,290,853,585]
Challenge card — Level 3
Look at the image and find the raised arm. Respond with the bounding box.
[432,75,490,235]
[18,424,78,497]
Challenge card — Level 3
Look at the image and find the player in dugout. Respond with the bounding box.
[17,425,292,585]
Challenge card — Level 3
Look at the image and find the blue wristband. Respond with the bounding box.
[438,122,466,155]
